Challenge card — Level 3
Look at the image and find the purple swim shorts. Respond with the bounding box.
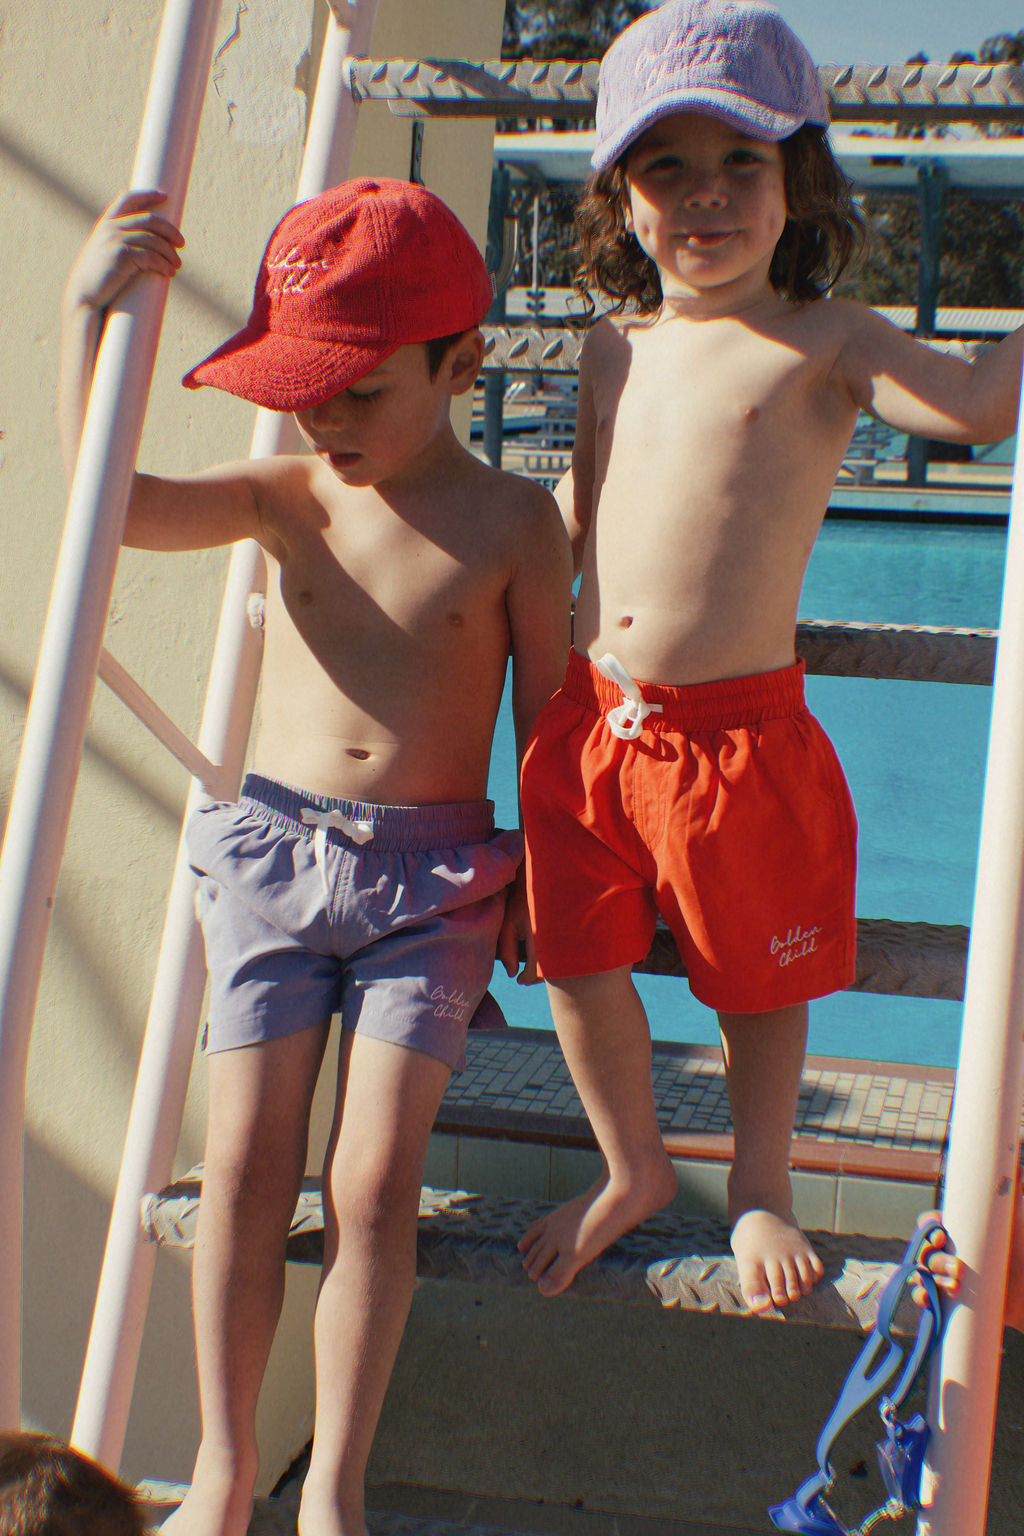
[186,773,523,1072]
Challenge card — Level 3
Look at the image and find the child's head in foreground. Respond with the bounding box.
[183,176,493,446]
[576,0,863,314]
[0,1431,145,1536]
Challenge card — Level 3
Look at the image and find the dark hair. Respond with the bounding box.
[424,332,469,378]
[0,1432,146,1536]
[573,124,864,316]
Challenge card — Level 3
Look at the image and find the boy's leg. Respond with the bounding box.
[718,1003,824,1312]
[164,1024,329,1536]
[297,1030,450,1536]
[517,966,678,1298]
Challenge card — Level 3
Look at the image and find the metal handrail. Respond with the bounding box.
[342,56,1024,122]
[919,374,1024,1536]
[0,0,224,1437]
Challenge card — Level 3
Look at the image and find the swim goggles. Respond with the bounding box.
[769,1223,946,1536]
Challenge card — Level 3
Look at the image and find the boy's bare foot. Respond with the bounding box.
[518,1155,678,1297]
[158,1452,256,1536]
[297,1470,368,1536]
[729,1206,824,1313]
[159,1489,252,1536]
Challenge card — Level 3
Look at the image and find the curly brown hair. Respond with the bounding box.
[0,1431,146,1536]
[573,125,864,316]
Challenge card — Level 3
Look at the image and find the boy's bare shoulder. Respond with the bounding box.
[584,312,651,351]
[467,453,561,518]
[787,293,879,341]
[465,456,568,566]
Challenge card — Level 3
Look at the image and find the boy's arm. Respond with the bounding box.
[835,299,1023,445]
[556,332,600,574]
[59,189,271,555]
[500,485,574,982]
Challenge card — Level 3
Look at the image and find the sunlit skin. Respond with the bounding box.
[59,191,572,1536]
[624,113,788,308]
[916,1200,1024,1333]
[517,109,1024,1315]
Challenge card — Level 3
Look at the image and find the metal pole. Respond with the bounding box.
[70,0,382,1469]
[482,164,510,468]
[0,0,222,1435]
[917,367,1024,1534]
[907,162,949,488]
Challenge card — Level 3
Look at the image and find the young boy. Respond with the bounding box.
[60,177,571,1536]
[517,0,1024,1315]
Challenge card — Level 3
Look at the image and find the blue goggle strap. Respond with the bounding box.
[769,1224,947,1536]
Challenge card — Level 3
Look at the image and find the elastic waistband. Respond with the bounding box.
[240,774,496,852]
[562,649,807,731]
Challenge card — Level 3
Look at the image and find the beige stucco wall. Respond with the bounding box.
[0,0,504,1492]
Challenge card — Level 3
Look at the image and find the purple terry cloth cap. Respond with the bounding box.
[592,0,829,171]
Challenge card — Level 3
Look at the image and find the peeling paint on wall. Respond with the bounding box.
[210,0,310,145]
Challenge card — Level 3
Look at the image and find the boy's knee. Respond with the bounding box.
[328,1152,423,1235]
[204,1140,305,1217]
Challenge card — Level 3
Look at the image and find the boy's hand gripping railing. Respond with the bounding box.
[0,0,224,1437]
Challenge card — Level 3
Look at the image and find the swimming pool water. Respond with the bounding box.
[486,519,1008,1069]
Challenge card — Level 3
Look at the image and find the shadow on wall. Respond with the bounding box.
[22,1133,200,1481]
[0,124,244,333]
[0,652,194,839]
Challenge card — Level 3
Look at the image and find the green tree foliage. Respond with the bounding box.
[502,0,647,59]
[842,193,1024,309]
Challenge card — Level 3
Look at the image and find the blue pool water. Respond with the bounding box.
[486,518,1008,1068]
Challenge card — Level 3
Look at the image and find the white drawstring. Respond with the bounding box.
[593,652,663,740]
[300,807,374,897]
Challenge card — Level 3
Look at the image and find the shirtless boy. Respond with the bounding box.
[517,0,1023,1314]
[60,177,570,1536]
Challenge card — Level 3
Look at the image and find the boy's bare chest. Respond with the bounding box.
[597,326,825,454]
[272,505,506,651]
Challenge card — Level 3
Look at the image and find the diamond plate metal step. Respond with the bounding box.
[142,1175,918,1332]
[343,58,1024,124]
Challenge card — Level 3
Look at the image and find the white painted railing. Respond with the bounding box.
[0,0,224,1437]
[919,373,1024,1535]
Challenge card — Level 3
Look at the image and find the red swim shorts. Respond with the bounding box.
[521,649,857,1013]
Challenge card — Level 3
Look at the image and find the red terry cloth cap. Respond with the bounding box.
[182,176,494,412]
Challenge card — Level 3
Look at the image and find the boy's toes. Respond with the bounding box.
[743,1281,775,1314]
[731,1209,824,1312]
[519,1229,555,1280]
[517,1215,546,1253]
[734,1256,775,1313]
[798,1249,825,1293]
[535,1255,574,1298]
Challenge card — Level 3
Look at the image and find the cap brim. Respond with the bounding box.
[182,327,400,412]
[591,89,817,171]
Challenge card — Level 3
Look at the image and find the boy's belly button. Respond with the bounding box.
[346,748,371,761]
[618,614,633,628]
